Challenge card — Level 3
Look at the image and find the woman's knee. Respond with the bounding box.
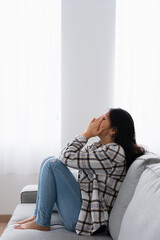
[41,156,58,167]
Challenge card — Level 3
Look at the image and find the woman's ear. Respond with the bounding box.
[110,127,117,137]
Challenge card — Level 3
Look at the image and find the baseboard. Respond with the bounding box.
[0,215,11,223]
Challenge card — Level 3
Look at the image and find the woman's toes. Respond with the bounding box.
[14,224,21,229]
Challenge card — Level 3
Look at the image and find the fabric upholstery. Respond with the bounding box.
[109,153,160,240]
[1,204,112,240]
[2,153,160,240]
[21,185,38,203]
[118,162,160,240]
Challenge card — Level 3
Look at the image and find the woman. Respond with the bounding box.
[14,108,145,235]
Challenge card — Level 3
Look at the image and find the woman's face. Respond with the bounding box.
[98,111,112,136]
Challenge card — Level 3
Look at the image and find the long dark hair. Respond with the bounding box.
[109,108,146,169]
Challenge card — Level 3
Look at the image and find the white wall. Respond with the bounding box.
[61,0,116,148]
[0,0,116,214]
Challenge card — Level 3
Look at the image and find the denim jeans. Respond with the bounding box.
[33,156,82,232]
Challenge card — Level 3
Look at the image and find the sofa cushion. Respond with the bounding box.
[109,153,160,240]
[1,204,112,240]
[118,162,160,240]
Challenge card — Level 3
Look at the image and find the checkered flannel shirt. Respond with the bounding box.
[59,135,126,235]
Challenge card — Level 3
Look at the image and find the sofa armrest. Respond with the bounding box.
[21,185,38,203]
[20,169,78,204]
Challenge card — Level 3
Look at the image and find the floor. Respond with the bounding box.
[0,223,8,237]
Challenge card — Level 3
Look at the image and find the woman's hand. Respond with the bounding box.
[82,116,105,139]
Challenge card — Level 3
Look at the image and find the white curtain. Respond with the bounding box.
[115,0,160,154]
[0,0,61,175]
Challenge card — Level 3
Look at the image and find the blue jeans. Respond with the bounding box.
[33,156,82,232]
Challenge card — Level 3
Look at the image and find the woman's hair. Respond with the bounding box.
[109,108,146,169]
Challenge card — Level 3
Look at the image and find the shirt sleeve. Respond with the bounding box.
[59,135,125,172]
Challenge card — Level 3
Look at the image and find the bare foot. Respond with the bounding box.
[15,216,36,225]
[14,221,50,231]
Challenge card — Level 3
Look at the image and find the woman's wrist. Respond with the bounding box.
[81,132,91,139]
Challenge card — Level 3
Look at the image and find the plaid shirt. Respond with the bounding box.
[60,135,126,235]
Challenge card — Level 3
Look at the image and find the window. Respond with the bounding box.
[0,0,61,174]
[115,0,160,154]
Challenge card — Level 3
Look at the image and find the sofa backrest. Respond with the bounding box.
[118,160,160,240]
[108,153,160,240]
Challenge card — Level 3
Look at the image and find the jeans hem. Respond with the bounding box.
[34,219,50,227]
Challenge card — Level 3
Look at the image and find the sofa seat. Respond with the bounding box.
[1,203,111,240]
[1,153,160,240]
